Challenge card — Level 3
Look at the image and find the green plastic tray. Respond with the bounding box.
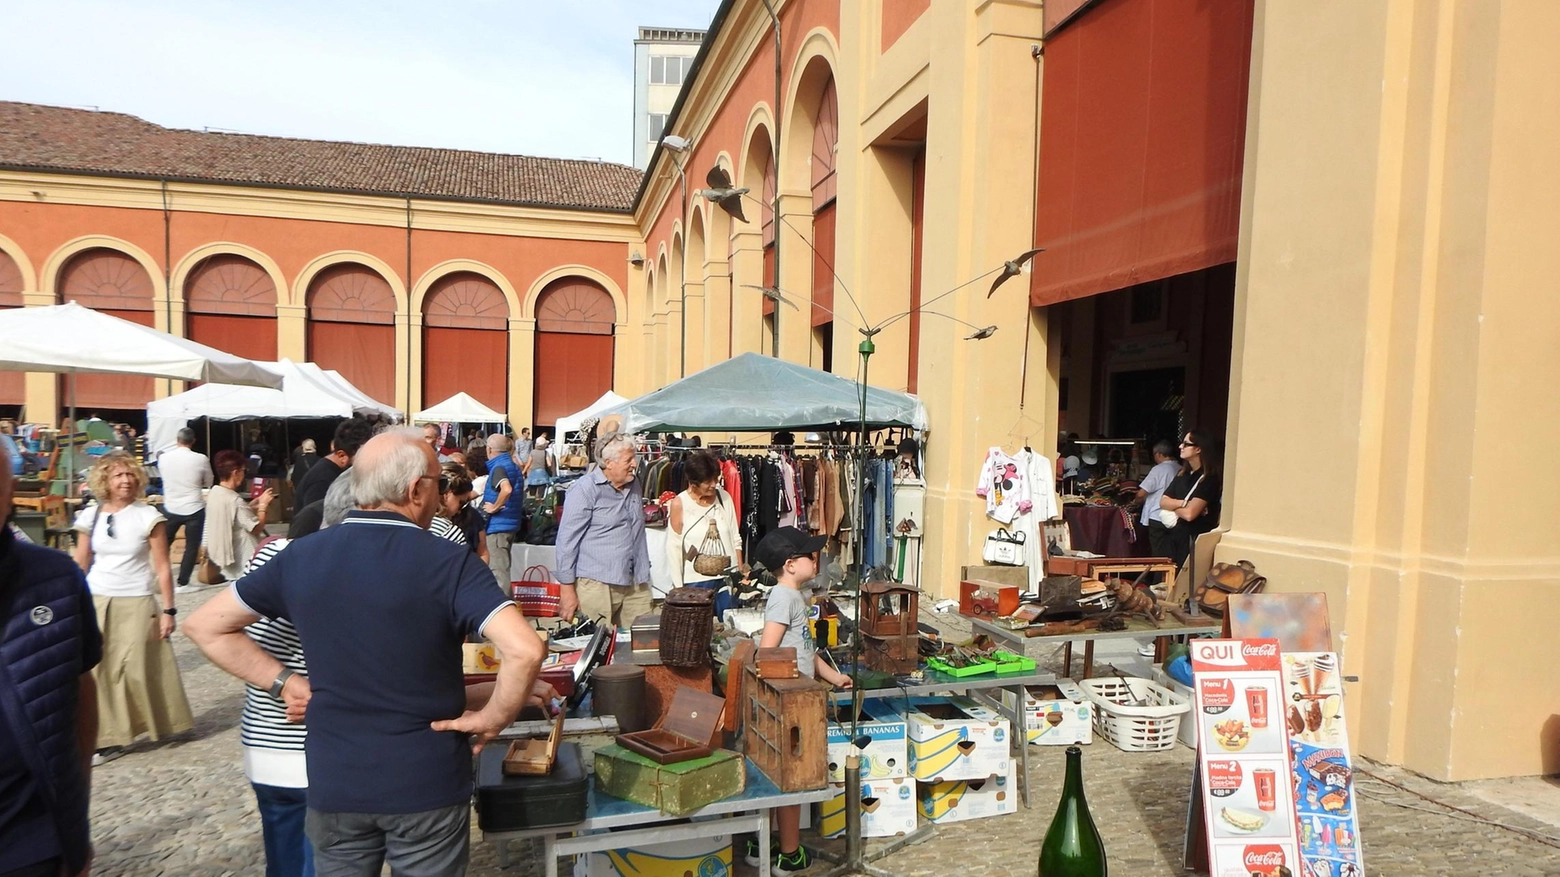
[926,655,997,678]
[990,650,1037,673]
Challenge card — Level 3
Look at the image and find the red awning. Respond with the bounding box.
[1031,0,1254,307]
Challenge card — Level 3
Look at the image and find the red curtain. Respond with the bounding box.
[423,326,508,413]
[811,203,836,327]
[188,314,278,364]
[73,309,155,410]
[1030,0,1254,306]
[534,333,613,429]
[308,321,396,406]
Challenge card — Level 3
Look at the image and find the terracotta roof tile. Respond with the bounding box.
[0,102,642,212]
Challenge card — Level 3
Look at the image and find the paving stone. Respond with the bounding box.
[87,586,1560,875]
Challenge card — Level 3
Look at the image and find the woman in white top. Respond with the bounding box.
[203,449,274,582]
[666,451,743,611]
[72,450,194,759]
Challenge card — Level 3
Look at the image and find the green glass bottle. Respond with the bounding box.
[1038,745,1108,876]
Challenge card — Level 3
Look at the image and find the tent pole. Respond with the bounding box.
[67,372,76,499]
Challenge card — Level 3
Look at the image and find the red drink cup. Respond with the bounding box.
[1253,768,1276,812]
[1245,686,1269,728]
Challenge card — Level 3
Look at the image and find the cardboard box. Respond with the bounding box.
[916,764,1019,824]
[904,696,1011,782]
[574,833,731,877]
[998,681,1095,746]
[961,564,1030,590]
[817,777,919,839]
[826,699,908,782]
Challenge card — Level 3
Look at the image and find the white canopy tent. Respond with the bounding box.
[145,359,398,455]
[315,368,401,421]
[554,391,628,438]
[413,392,507,426]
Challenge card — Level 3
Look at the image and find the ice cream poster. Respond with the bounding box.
[1284,651,1365,877]
[1191,639,1303,877]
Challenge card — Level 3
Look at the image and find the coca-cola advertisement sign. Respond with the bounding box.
[1207,759,1243,796]
[1192,638,1283,673]
[1243,844,1289,873]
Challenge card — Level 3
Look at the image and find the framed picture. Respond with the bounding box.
[1042,519,1072,557]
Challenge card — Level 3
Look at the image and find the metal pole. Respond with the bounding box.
[759,0,782,359]
[679,161,688,378]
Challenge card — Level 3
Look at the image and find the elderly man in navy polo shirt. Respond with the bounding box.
[187,427,544,877]
[555,433,652,626]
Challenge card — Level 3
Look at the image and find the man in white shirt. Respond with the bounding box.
[159,427,213,593]
[1136,440,1183,559]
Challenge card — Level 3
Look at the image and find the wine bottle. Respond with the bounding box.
[1038,745,1108,876]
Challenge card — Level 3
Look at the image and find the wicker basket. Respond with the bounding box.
[1079,676,1191,752]
[659,587,715,667]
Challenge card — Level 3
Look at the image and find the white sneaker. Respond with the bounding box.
[1137,642,1157,658]
[174,584,202,595]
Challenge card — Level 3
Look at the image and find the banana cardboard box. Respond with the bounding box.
[826,698,908,782]
[904,696,1011,782]
[573,834,731,877]
[997,681,1094,746]
[816,778,918,839]
[916,763,1018,824]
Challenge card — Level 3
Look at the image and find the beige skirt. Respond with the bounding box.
[93,594,194,748]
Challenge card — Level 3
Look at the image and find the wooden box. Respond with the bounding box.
[862,634,919,675]
[503,710,565,776]
[754,647,799,679]
[959,580,1020,619]
[961,564,1030,591]
[742,663,828,792]
[615,686,723,764]
[593,744,746,815]
[1045,555,1092,576]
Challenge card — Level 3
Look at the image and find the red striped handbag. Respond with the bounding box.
[512,564,561,617]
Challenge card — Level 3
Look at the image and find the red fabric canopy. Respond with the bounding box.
[1030,0,1254,307]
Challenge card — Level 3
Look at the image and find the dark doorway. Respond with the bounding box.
[1109,367,1184,446]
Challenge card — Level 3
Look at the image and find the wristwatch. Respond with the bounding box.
[162,608,177,616]
[268,668,295,699]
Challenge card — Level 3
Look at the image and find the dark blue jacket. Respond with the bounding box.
[0,526,101,874]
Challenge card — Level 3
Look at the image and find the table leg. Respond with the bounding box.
[760,810,772,877]
[497,838,510,869]
[1154,635,1167,663]
[545,835,558,877]
[1062,642,1073,676]
[1083,641,1095,679]
[1011,683,1031,808]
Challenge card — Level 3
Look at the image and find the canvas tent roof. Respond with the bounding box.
[414,392,507,424]
[599,353,928,433]
[555,391,628,438]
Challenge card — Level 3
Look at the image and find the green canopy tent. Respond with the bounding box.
[599,353,927,434]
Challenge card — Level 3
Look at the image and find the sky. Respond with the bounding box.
[2,0,722,166]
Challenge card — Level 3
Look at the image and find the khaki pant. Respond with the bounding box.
[575,577,653,629]
[93,595,194,748]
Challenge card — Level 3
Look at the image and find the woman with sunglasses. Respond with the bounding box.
[1159,429,1224,572]
[437,465,488,563]
[72,450,194,763]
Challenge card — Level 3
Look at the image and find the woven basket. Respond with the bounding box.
[1079,676,1191,752]
[691,519,730,577]
[659,587,714,667]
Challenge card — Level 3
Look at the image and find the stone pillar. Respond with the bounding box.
[701,256,733,368]
[775,192,813,365]
[682,277,706,375]
[275,305,308,362]
[508,317,535,432]
[21,292,58,418]
[729,228,764,357]
[393,312,413,415]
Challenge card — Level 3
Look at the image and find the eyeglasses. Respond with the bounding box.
[1179,441,1197,448]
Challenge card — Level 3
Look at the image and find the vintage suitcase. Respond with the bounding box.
[742,663,828,792]
[616,685,725,762]
[475,741,588,831]
[593,744,746,815]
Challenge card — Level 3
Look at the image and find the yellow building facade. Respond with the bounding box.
[632,0,1560,782]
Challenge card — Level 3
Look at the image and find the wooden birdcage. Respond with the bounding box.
[859,579,920,675]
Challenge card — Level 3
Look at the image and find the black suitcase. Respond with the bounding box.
[475,741,589,832]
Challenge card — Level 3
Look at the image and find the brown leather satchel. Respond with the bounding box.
[1194,560,1266,616]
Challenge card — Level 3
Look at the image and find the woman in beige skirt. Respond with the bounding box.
[73,450,194,761]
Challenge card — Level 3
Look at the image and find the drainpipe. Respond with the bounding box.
[162,180,172,398]
[759,0,782,358]
[405,196,414,417]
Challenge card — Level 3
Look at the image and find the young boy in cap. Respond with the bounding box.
[745,526,852,871]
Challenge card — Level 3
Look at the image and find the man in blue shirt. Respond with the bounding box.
[187,428,544,876]
[555,433,652,626]
[0,437,102,877]
[481,433,526,589]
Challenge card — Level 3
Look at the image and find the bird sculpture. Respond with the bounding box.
[739,284,799,310]
[696,166,749,223]
[986,247,1046,297]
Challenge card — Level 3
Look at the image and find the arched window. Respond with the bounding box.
[0,250,22,408]
[185,254,278,364]
[59,248,155,410]
[533,277,615,430]
[306,264,396,405]
[422,272,509,412]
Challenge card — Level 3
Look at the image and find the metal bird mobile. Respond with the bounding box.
[986,247,1046,297]
[696,166,749,223]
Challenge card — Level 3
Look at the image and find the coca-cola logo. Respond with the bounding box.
[1243,643,1278,658]
[1243,845,1286,867]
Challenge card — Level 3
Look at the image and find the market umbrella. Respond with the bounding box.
[0,302,283,490]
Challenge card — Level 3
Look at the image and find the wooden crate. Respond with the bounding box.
[593,744,745,815]
[742,663,828,792]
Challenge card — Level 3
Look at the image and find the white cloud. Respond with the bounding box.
[3,0,720,164]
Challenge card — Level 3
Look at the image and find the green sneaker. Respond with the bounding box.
[742,837,761,866]
[775,846,813,872]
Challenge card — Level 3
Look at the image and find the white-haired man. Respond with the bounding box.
[554,433,652,626]
[187,427,543,876]
[480,433,525,588]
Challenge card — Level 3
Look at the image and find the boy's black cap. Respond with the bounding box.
[754,526,827,571]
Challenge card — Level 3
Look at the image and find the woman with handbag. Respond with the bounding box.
[72,450,194,763]
[666,451,744,615]
[1158,429,1223,571]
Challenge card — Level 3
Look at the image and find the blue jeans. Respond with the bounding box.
[685,578,733,618]
[253,783,314,877]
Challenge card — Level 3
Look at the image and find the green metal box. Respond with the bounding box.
[592,744,746,815]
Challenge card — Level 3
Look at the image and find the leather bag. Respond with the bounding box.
[1194,560,1267,617]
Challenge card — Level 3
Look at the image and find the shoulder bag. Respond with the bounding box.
[981,527,1026,566]
[1193,560,1267,617]
[1156,473,1206,529]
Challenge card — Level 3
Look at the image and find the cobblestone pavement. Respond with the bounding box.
[88,588,1560,876]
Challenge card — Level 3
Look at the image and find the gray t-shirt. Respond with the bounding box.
[763,584,816,678]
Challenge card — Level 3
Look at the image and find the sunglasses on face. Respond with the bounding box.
[1180,441,1197,448]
